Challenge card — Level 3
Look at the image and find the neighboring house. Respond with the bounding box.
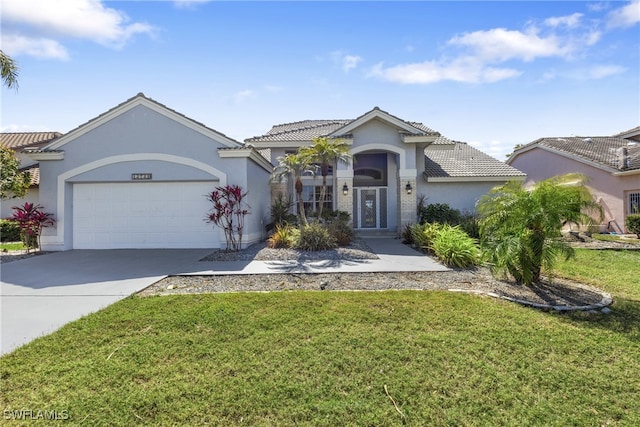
[25,93,272,251]
[247,107,525,234]
[507,133,640,233]
[1,132,61,218]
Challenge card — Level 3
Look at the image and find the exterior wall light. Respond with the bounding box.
[342,183,349,195]
[405,182,413,194]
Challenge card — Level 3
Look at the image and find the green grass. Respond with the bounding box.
[0,241,26,251]
[1,251,639,426]
[592,234,640,245]
[554,249,640,300]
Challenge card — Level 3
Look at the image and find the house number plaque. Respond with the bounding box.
[131,173,152,180]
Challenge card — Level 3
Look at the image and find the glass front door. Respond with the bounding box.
[354,187,387,229]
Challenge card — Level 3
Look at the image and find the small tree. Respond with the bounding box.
[301,137,352,219]
[477,173,602,286]
[273,152,316,226]
[205,185,250,252]
[1,147,31,200]
[11,203,55,252]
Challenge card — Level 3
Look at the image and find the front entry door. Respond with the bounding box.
[354,187,387,229]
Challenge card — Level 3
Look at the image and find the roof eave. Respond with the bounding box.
[613,168,640,176]
[508,143,620,173]
[402,134,441,144]
[46,94,243,151]
[218,148,274,172]
[23,150,64,161]
[423,175,526,183]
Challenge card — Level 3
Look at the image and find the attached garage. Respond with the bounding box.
[28,93,272,251]
[73,182,218,249]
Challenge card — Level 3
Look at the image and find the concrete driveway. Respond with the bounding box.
[1,249,211,355]
[1,239,447,356]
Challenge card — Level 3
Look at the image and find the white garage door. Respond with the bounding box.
[73,182,219,249]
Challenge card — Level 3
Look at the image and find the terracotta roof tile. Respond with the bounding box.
[424,142,526,178]
[0,132,61,150]
[521,136,639,171]
[21,164,40,186]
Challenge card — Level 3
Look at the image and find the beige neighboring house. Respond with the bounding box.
[247,107,525,234]
[1,132,61,218]
[507,128,640,234]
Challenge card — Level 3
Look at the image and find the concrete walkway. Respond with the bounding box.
[1,239,446,355]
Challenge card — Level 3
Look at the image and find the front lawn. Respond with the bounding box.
[1,251,639,425]
[0,241,26,252]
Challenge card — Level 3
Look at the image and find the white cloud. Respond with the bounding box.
[586,65,627,79]
[232,89,256,103]
[1,34,69,60]
[448,27,572,62]
[330,51,363,73]
[1,0,157,59]
[369,57,521,85]
[606,0,640,29]
[370,7,627,86]
[342,55,362,72]
[544,13,583,28]
[587,3,609,13]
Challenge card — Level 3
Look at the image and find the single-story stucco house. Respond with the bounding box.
[507,129,640,234]
[25,93,272,251]
[246,106,525,234]
[1,132,61,218]
[23,94,525,251]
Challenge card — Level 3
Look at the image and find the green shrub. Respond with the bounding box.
[293,222,337,251]
[418,203,461,225]
[267,225,295,248]
[320,209,351,223]
[327,219,353,246]
[401,223,414,245]
[430,224,481,268]
[1,219,21,242]
[627,214,640,238]
[410,222,441,253]
[459,211,480,239]
[267,194,296,232]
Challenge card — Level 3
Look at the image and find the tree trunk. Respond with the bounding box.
[295,177,307,225]
[318,171,328,220]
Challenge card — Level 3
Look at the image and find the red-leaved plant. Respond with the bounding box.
[11,202,55,252]
[205,185,249,252]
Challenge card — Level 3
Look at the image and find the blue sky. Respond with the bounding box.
[1,0,639,160]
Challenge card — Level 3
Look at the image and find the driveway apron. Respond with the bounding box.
[1,249,210,355]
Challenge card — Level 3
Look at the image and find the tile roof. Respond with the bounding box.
[614,125,640,138]
[519,136,640,171]
[21,164,40,186]
[46,93,242,149]
[424,141,526,179]
[245,110,438,143]
[0,132,61,150]
[246,120,352,143]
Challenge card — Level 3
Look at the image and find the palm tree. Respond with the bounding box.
[273,152,316,225]
[477,173,602,286]
[302,137,352,219]
[1,50,19,90]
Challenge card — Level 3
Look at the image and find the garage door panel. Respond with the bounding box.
[73,182,219,249]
